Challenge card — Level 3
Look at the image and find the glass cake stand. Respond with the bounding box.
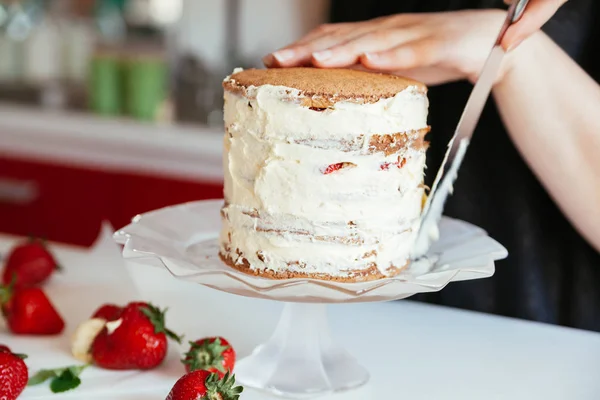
[114,199,507,399]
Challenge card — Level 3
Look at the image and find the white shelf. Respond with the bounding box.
[0,103,224,182]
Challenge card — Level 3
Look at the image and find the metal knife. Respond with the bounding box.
[411,0,529,258]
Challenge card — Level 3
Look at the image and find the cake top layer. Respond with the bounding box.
[223,67,426,103]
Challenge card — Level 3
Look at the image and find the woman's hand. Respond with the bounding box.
[263,1,568,86]
[263,10,509,86]
[502,0,568,50]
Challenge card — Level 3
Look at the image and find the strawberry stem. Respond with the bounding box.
[0,286,10,306]
[182,338,230,373]
[140,304,184,344]
[204,371,243,400]
[0,276,15,306]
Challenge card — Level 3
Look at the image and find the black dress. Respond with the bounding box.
[330,0,600,331]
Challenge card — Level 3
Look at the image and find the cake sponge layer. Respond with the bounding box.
[224,67,426,105]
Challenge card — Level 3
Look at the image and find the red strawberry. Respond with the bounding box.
[322,162,356,174]
[2,239,60,288]
[0,348,28,400]
[92,304,122,321]
[0,285,65,335]
[323,162,344,174]
[183,337,236,377]
[91,302,182,370]
[166,371,243,400]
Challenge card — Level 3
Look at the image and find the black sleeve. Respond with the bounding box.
[329,0,375,23]
[329,0,507,22]
[542,0,596,60]
[539,0,599,82]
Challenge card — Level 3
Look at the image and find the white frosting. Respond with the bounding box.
[224,83,428,140]
[221,75,429,278]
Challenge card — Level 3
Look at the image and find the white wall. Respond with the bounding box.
[173,0,329,71]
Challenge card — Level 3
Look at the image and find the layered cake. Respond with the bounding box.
[220,67,430,282]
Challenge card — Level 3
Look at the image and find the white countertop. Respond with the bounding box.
[1,228,599,400]
[0,104,224,182]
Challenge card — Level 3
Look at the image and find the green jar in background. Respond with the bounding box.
[88,51,122,116]
[123,51,167,122]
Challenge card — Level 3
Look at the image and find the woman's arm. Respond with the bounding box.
[494,31,600,252]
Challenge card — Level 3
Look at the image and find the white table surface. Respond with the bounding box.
[1,227,599,400]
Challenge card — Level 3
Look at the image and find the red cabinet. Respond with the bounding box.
[0,156,223,247]
[114,170,224,229]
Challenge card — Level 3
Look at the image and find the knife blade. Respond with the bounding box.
[411,0,529,258]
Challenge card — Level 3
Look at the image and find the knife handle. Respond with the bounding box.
[510,0,530,23]
[495,0,531,46]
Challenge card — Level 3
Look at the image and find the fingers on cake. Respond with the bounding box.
[220,67,430,282]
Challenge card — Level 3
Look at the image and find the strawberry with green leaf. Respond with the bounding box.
[166,370,243,400]
[0,346,28,400]
[91,302,183,370]
[28,364,88,393]
[183,337,236,377]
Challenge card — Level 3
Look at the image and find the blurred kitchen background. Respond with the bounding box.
[0,0,328,246]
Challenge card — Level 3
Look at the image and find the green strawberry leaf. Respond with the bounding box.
[206,371,243,400]
[140,304,184,344]
[0,286,9,305]
[164,327,184,343]
[50,369,81,393]
[67,365,88,376]
[28,364,89,391]
[183,338,230,373]
[14,353,28,360]
[28,369,59,386]
[0,275,15,306]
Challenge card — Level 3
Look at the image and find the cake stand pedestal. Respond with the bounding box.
[114,199,507,398]
[234,302,368,397]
